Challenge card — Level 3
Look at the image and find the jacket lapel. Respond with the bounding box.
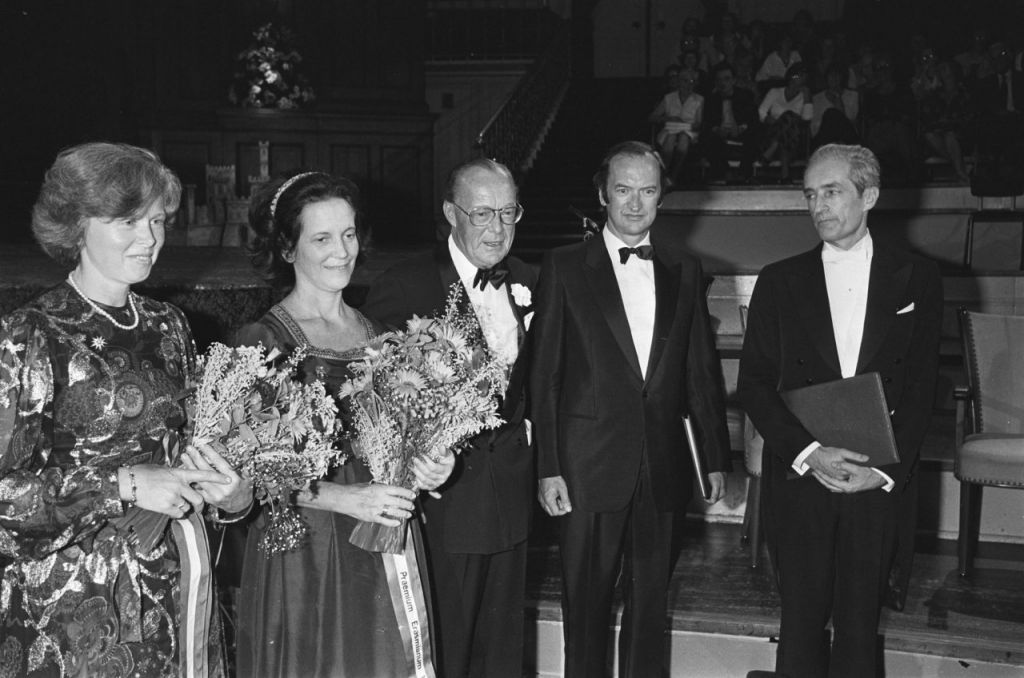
[856,243,910,372]
[584,236,644,381]
[502,272,529,350]
[644,255,678,385]
[433,244,470,316]
[789,246,842,375]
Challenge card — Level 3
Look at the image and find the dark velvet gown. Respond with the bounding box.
[0,282,224,678]
[234,304,434,678]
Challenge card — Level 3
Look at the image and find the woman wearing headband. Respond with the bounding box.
[234,171,454,677]
[0,142,252,676]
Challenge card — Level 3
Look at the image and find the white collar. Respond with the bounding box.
[822,231,873,262]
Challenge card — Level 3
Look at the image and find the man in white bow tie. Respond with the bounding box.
[738,144,944,677]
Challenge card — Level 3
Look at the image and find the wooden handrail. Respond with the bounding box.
[474,21,571,173]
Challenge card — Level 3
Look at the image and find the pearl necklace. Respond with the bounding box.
[66,273,140,331]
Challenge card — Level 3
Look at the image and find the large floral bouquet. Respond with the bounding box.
[185,343,342,555]
[341,286,507,553]
[228,23,316,110]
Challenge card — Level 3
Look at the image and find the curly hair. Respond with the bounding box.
[248,171,367,288]
[32,142,181,268]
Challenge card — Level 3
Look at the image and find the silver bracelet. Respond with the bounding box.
[209,498,255,525]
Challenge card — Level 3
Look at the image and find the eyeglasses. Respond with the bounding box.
[451,202,524,227]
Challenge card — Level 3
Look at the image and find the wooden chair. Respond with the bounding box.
[954,308,1024,577]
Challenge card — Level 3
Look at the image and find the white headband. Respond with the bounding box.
[270,172,319,219]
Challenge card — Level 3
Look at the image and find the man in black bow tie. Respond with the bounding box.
[362,158,536,678]
[530,141,731,677]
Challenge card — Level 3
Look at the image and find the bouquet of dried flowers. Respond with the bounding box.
[228,22,316,110]
[341,286,507,553]
[185,343,342,555]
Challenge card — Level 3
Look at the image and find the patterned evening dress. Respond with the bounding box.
[0,282,225,677]
[234,304,435,678]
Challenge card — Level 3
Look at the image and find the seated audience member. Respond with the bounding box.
[955,26,992,86]
[746,19,769,71]
[757,33,803,91]
[679,47,710,94]
[811,64,861,148]
[849,44,878,91]
[791,9,821,65]
[702,62,760,182]
[650,69,704,185]
[733,48,760,98]
[703,12,746,70]
[679,35,709,74]
[662,63,682,94]
[975,41,1024,114]
[862,53,920,184]
[910,46,941,103]
[680,15,702,48]
[972,41,1024,188]
[810,35,840,92]
[921,60,975,182]
[758,63,814,180]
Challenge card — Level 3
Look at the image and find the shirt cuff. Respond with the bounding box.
[792,442,820,475]
[871,468,895,492]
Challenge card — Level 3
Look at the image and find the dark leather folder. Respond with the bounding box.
[781,372,900,466]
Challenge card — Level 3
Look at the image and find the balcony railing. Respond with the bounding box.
[474,22,571,173]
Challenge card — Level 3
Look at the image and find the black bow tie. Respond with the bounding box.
[618,245,655,264]
[473,263,509,290]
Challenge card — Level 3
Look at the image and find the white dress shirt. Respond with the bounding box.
[791,232,894,491]
[448,237,519,368]
[602,227,656,377]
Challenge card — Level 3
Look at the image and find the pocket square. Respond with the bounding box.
[896,303,915,315]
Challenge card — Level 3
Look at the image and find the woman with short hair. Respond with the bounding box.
[0,142,252,676]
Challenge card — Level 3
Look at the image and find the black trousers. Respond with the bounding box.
[421,533,528,678]
[765,476,898,678]
[557,461,674,678]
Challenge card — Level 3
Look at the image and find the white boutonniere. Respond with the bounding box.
[510,283,532,308]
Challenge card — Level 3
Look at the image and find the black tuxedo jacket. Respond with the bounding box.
[361,246,537,554]
[976,70,1024,115]
[530,235,731,514]
[737,238,943,493]
[703,87,760,132]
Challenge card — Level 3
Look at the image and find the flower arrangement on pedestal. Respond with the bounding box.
[228,23,316,110]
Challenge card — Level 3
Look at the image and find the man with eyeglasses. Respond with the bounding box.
[530,141,731,677]
[363,157,535,678]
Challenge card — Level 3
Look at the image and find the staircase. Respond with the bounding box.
[514,77,664,262]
